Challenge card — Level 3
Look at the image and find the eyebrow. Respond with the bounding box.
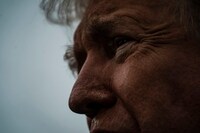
[86,13,148,40]
[86,17,117,39]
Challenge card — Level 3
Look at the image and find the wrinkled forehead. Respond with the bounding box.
[78,0,176,30]
[76,0,175,33]
[86,0,173,15]
[73,0,176,49]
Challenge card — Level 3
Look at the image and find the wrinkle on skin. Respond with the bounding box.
[113,40,200,132]
[88,100,141,133]
[73,1,185,65]
[68,0,200,132]
[139,23,185,45]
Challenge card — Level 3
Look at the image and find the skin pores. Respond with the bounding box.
[68,0,200,132]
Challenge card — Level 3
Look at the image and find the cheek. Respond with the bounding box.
[113,59,174,111]
[113,45,189,106]
[113,55,175,102]
[112,47,200,131]
[112,55,185,129]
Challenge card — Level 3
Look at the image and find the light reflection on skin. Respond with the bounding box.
[67,0,200,133]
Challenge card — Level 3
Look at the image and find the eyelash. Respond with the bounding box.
[112,36,132,47]
[106,36,133,57]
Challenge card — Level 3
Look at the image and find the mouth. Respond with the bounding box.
[89,120,134,133]
[87,102,140,133]
[89,118,124,133]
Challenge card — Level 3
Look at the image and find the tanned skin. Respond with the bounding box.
[68,0,200,132]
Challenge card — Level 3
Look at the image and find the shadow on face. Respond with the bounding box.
[68,0,200,132]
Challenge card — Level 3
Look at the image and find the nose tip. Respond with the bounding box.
[68,83,116,118]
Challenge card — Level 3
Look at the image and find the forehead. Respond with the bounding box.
[73,0,177,50]
[78,0,175,32]
[75,0,174,36]
[86,0,173,15]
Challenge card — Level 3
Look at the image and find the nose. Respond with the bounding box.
[68,63,116,118]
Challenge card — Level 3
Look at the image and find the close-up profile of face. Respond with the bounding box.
[67,0,200,132]
[41,0,200,132]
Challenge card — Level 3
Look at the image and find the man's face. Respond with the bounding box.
[68,0,200,132]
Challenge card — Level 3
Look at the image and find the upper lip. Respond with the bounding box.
[89,121,117,133]
[88,110,139,133]
[88,117,134,133]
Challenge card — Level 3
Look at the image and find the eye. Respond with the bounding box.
[106,36,133,57]
[112,36,132,48]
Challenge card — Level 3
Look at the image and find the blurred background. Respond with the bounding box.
[0,0,88,132]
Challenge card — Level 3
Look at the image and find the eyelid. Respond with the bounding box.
[104,35,136,58]
[112,34,136,44]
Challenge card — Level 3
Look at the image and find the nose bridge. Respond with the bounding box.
[68,55,116,116]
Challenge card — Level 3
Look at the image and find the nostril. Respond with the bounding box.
[85,102,101,118]
[69,97,102,114]
[87,102,101,110]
